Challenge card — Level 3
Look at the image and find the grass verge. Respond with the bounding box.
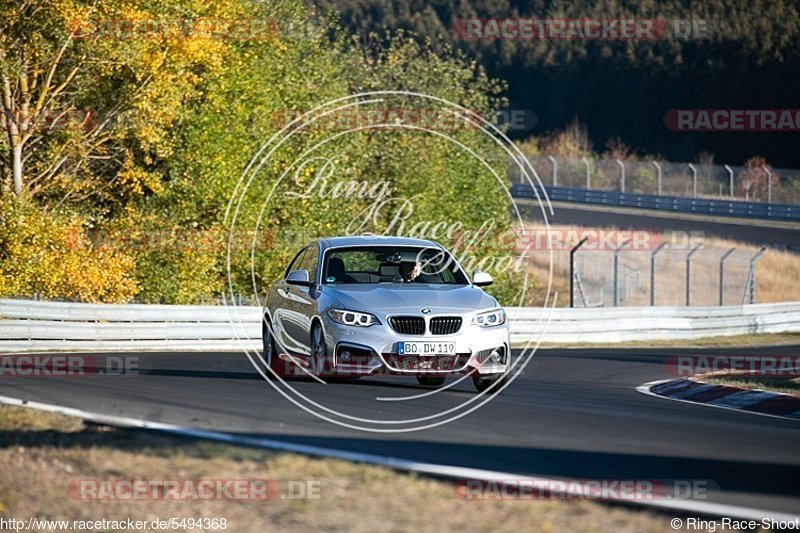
[0,405,675,532]
[513,332,800,350]
[702,373,800,397]
[516,220,800,307]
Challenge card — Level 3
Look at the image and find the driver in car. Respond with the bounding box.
[399,261,422,282]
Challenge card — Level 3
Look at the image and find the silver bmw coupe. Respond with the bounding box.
[261,236,510,392]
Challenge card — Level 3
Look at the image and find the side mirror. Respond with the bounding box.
[473,271,493,287]
[286,269,311,286]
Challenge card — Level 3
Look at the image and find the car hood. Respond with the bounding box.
[320,284,499,314]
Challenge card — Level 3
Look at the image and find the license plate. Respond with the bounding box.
[398,341,456,356]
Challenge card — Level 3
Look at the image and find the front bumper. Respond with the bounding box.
[321,314,510,376]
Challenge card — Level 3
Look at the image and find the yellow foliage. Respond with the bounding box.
[0,199,139,302]
[102,210,224,304]
[117,155,164,195]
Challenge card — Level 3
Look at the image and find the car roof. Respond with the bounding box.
[318,235,441,250]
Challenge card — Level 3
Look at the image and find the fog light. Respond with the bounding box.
[341,350,351,361]
[488,349,500,363]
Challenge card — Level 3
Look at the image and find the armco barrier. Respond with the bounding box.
[511,184,800,222]
[2,299,800,351]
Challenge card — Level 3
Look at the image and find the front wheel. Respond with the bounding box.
[416,375,446,387]
[473,373,507,393]
[262,318,285,379]
[310,322,331,378]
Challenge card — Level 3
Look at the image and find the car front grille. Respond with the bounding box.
[383,354,471,372]
[429,316,462,335]
[389,316,426,335]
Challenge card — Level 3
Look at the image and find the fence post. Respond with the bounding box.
[519,154,530,185]
[652,161,662,196]
[688,163,697,198]
[616,159,625,193]
[764,166,772,203]
[724,164,734,199]
[685,244,702,306]
[548,155,557,186]
[570,237,589,308]
[582,157,591,189]
[718,247,736,306]
[613,239,632,307]
[650,242,667,306]
[743,246,767,304]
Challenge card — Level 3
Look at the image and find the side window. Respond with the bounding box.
[285,247,308,278]
[296,245,319,283]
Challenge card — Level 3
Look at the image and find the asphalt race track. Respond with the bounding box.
[2,346,799,516]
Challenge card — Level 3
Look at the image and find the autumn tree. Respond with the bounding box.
[0,0,236,205]
[737,156,779,201]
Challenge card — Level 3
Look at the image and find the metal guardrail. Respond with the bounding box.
[2,299,800,351]
[521,156,800,205]
[511,184,800,221]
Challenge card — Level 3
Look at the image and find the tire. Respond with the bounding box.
[262,317,285,379]
[310,322,330,378]
[416,375,446,387]
[473,373,507,393]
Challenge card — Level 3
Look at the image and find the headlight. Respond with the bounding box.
[328,309,381,327]
[472,308,506,327]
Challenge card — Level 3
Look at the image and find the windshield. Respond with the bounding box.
[322,246,469,285]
